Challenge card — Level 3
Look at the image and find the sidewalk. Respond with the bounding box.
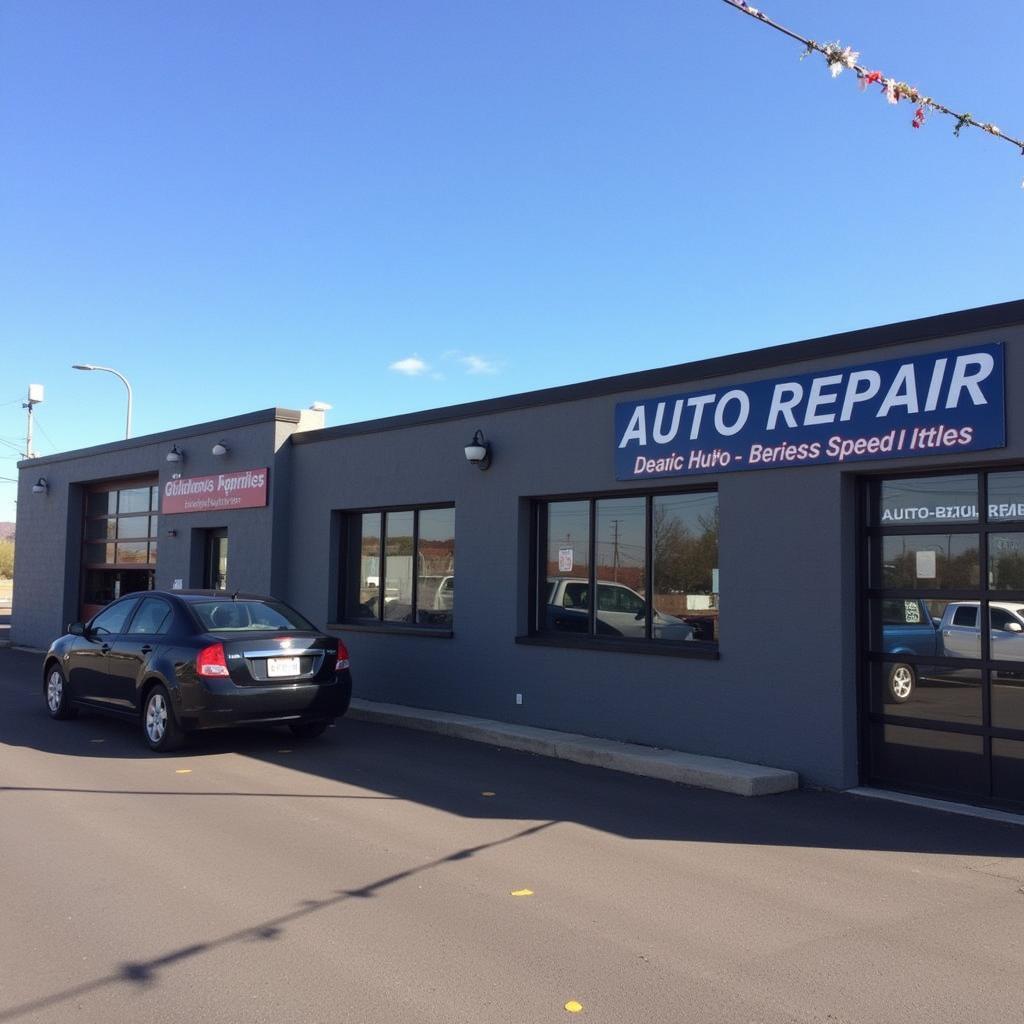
[348,698,799,797]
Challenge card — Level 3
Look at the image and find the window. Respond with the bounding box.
[344,506,455,629]
[865,469,1024,808]
[952,606,978,628]
[90,598,141,636]
[535,490,718,646]
[127,597,173,636]
[81,479,160,620]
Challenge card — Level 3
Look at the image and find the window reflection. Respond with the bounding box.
[992,669,1024,731]
[383,511,414,623]
[357,513,381,619]
[989,534,1024,590]
[118,487,151,514]
[416,508,455,627]
[880,534,979,589]
[987,472,1024,523]
[870,661,982,725]
[595,497,647,638]
[653,493,718,642]
[544,501,591,634]
[877,474,978,526]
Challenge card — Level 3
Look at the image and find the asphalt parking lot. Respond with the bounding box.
[1,647,1022,1024]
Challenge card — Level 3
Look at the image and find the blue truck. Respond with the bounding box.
[880,598,939,703]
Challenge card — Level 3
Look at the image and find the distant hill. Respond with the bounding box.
[0,523,14,541]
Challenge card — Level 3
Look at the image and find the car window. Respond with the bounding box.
[990,607,1023,632]
[616,587,645,615]
[952,606,978,627]
[127,597,172,635]
[191,600,315,632]
[90,598,141,637]
[882,599,926,626]
[562,584,589,609]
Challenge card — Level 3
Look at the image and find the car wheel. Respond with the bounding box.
[887,663,915,703]
[289,719,329,740]
[45,665,77,720]
[143,685,185,752]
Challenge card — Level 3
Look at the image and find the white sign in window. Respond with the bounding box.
[915,550,937,579]
[558,547,574,573]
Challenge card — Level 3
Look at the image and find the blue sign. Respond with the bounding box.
[615,343,1005,480]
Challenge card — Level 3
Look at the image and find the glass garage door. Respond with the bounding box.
[864,469,1024,809]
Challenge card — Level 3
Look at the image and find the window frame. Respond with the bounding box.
[337,503,455,635]
[526,486,719,657]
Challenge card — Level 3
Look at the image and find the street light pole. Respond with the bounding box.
[72,364,133,439]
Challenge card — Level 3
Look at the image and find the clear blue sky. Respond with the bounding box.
[2,0,1022,521]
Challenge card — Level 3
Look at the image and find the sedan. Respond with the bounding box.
[43,590,352,752]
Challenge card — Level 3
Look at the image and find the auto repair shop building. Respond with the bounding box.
[14,299,1024,811]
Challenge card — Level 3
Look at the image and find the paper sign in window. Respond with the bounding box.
[916,550,937,579]
[558,548,574,572]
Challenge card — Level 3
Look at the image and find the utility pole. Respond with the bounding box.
[610,519,622,581]
[22,384,44,459]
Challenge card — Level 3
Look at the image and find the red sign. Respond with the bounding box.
[162,468,269,515]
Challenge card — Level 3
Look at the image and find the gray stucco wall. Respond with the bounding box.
[281,324,1024,790]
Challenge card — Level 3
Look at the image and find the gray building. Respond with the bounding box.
[15,299,1024,811]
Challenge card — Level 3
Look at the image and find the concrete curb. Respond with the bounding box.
[348,699,799,797]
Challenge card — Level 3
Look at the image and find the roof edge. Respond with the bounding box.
[18,407,303,469]
[292,298,1024,445]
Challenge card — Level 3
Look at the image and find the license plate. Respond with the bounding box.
[267,656,301,678]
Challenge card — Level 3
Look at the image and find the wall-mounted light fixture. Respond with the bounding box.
[166,444,185,463]
[464,429,492,471]
[166,528,178,538]
[31,476,48,494]
[211,441,229,457]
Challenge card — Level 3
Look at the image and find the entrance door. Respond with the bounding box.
[204,529,229,590]
[863,469,1024,810]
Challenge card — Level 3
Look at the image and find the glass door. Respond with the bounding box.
[204,529,228,591]
[863,469,1024,809]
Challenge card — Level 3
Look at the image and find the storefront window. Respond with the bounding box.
[81,479,159,618]
[537,490,718,647]
[345,506,455,629]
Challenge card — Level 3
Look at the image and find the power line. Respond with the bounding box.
[721,1,1024,160]
[31,413,60,454]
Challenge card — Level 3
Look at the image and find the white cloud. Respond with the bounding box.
[459,354,499,375]
[389,356,429,376]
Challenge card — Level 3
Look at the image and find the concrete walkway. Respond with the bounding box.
[348,698,799,797]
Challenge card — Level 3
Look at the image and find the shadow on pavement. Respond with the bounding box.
[2,647,1022,859]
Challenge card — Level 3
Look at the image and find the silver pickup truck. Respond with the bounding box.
[545,578,695,640]
[939,600,1024,660]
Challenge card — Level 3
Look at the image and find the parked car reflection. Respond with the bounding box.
[545,578,695,640]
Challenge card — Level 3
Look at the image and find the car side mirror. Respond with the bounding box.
[68,622,86,637]
[1006,621,1023,634]
[635,606,646,621]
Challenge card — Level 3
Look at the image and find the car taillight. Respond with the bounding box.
[196,642,230,677]
[336,639,350,672]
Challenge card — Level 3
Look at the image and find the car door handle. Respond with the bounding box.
[141,645,153,654]
[100,644,111,654]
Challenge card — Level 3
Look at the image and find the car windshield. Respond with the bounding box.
[191,600,315,632]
